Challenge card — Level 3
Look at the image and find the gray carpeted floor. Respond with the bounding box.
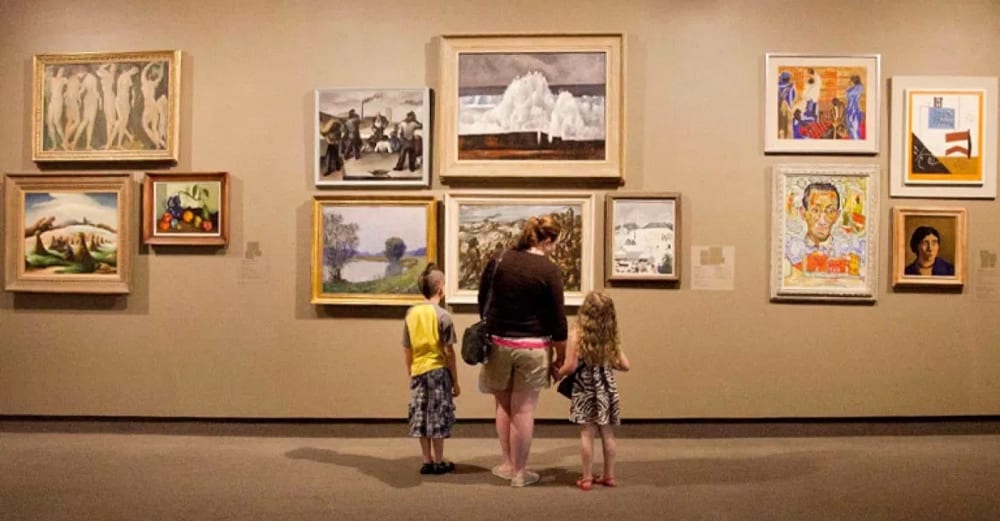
[2,421,999,520]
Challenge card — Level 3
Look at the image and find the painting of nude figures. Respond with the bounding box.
[444,192,595,305]
[439,34,623,179]
[32,50,181,162]
[314,88,430,187]
[3,173,133,294]
[764,54,880,154]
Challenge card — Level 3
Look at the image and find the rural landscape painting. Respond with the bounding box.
[764,54,880,154]
[444,192,594,305]
[33,50,181,162]
[314,88,429,187]
[889,76,997,198]
[311,196,436,305]
[771,164,879,302]
[606,193,680,282]
[439,34,623,179]
[143,172,229,246]
[4,173,133,294]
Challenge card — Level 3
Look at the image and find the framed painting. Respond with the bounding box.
[314,88,430,187]
[142,172,229,246]
[444,192,595,305]
[605,193,681,282]
[32,50,181,162]
[889,76,998,198]
[311,196,437,305]
[3,173,133,294]
[438,33,623,179]
[764,53,880,154]
[891,207,966,288]
[770,164,879,302]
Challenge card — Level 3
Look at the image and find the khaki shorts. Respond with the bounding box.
[479,344,550,393]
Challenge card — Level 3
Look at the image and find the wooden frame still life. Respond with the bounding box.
[770,164,879,302]
[891,207,967,288]
[142,172,229,246]
[438,33,624,180]
[764,53,880,154]
[443,192,595,305]
[605,193,681,282]
[311,196,437,305]
[889,76,998,198]
[32,50,182,162]
[3,173,134,294]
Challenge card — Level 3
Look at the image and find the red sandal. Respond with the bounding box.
[594,475,618,487]
[576,477,593,491]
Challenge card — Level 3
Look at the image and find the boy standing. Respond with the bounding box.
[402,263,460,474]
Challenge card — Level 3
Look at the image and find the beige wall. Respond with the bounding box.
[1,0,999,419]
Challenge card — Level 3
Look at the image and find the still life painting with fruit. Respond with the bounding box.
[143,172,228,246]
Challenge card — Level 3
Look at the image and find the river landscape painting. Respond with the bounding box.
[311,196,436,305]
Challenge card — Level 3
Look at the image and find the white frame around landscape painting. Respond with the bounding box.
[444,192,595,305]
[889,76,998,199]
[770,164,879,302]
[764,53,880,155]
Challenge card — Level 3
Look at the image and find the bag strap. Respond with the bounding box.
[482,251,505,325]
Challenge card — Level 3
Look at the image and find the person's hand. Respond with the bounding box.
[452,383,461,398]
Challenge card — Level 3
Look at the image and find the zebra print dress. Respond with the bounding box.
[568,364,621,425]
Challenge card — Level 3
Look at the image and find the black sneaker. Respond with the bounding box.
[432,461,455,474]
[419,463,436,475]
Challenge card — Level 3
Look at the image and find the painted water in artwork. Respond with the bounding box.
[457,52,606,160]
[457,203,583,290]
[21,191,120,275]
[320,205,428,295]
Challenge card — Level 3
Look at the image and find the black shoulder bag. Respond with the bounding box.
[461,253,503,365]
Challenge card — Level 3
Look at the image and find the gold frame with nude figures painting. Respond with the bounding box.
[32,50,181,162]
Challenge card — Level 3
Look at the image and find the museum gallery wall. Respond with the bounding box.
[1,0,999,420]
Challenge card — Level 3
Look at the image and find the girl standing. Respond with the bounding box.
[556,291,630,491]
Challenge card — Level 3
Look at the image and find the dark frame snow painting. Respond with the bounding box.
[32,50,181,162]
[439,34,623,179]
[606,193,681,282]
[3,173,133,294]
[311,196,437,305]
[314,88,430,187]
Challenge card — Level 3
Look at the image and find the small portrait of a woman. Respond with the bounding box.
[904,225,955,276]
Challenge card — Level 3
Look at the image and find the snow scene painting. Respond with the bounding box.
[457,52,606,161]
[608,196,679,281]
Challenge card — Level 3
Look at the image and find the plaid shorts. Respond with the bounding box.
[408,368,455,438]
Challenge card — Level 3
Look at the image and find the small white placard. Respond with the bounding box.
[974,249,1000,302]
[691,245,735,291]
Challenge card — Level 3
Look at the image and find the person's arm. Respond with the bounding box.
[614,349,631,372]
[402,346,413,377]
[555,329,579,379]
[444,343,460,397]
[477,257,498,319]
[544,264,567,371]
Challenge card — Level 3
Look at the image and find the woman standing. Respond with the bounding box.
[478,215,568,487]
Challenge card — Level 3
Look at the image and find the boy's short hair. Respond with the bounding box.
[418,263,444,299]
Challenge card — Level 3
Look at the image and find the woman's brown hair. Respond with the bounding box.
[514,215,562,251]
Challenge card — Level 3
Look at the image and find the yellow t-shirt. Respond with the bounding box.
[402,303,456,377]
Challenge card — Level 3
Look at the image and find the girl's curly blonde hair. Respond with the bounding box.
[576,291,620,366]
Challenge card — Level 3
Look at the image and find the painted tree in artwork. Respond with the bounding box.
[323,211,359,282]
[383,236,406,277]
